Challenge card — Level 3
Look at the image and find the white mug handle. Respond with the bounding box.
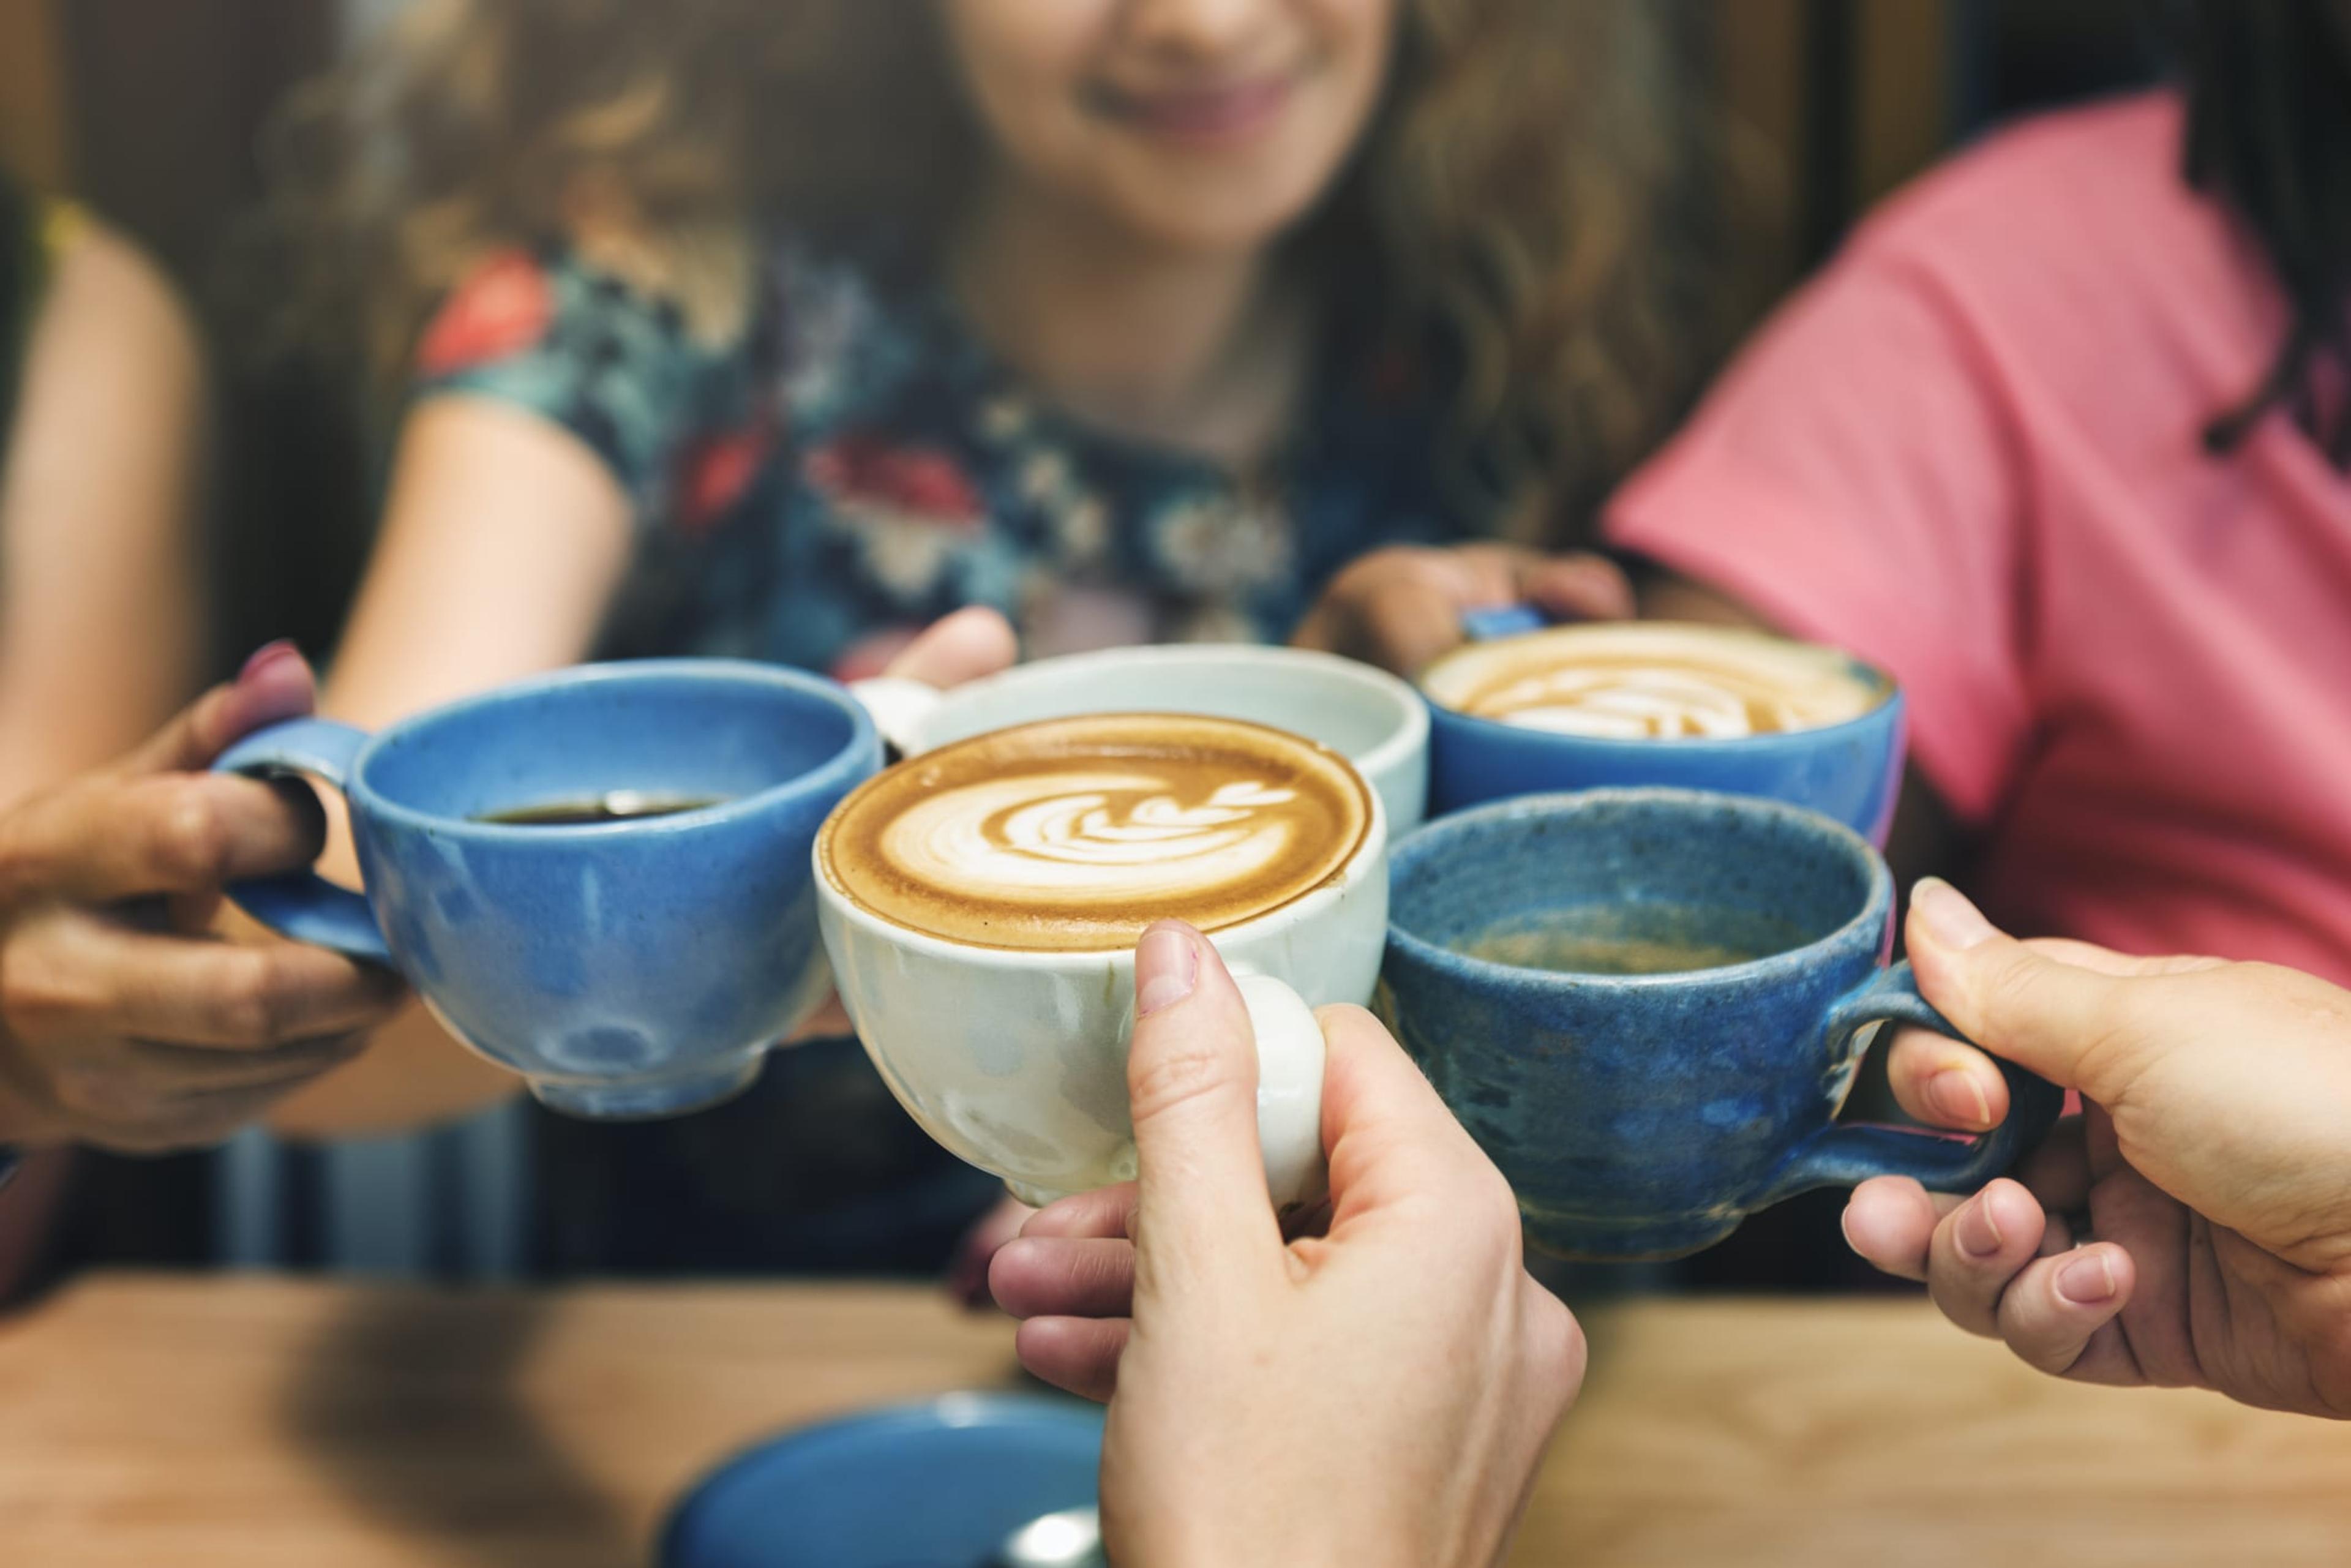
[1230,969,1330,1210]
[845,676,945,760]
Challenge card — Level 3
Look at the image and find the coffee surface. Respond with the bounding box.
[820,713,1371,951]
[475,793,725,827]
[1423,623,1887,739]
[1458,903,1812,977]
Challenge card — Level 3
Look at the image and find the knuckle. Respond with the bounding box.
[1126,1036,1246,1128]
[152,786,234,887]
[0,955,97,1035]
[215,951,293,1043]
[1521,1289,1588,1402]
[54,1061,149,1121]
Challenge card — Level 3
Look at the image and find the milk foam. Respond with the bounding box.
[883,772,1307,898]
[820,714,1371,951]
[1423,624,1886,740]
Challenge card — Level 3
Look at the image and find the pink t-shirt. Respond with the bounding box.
[1607,93,2351,982]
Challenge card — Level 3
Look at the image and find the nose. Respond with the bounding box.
[1123,0,1275,58]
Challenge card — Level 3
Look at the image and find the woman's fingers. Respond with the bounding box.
[1924,1179,2053,1336]
[2016,1114,2092,1213]
[0,771,328,906]
[6,911,405,1048]
[1022,1182,1138,1240]
[1990,1242,2139,1382]
[1014,1315,1128,1404]
[125,1033,366,1095]
[1840,1176,1961,1282]
[1883,1025,2009,1133]
[1517,552,1635,621]
[882,606,1018,688]
[990,1235,1137,1319]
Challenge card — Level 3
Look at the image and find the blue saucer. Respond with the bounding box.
[660,1393,1105,1568]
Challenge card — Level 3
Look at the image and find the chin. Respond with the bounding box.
[1102,163,1341,257]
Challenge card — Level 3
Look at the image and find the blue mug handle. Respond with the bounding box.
[212,719,394,966]
[1755,961,2064,1205]
[1458,604,1554,642]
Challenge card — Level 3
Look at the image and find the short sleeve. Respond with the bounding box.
[410,247,767,533]
[1605,238,2033,824]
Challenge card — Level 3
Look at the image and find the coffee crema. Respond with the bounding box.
[819,713,1371,951]
[1422,623,1888,740]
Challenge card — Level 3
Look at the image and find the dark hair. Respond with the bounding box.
[0,170,36,442]
[2183,0,2351,465]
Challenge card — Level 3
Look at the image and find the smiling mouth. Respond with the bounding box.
[1087,75,1297,149]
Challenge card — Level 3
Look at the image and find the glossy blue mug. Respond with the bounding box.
[1427,613,1906,843]
[1381,787,2061,1260]
[214,660,880,1119]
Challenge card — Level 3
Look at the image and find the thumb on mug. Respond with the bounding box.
[1126,921,1284,1286]
[1905,879,2137,1103]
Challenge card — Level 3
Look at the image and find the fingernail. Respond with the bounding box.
[2057,1250,2118,1306]
[239,640,301,683]
[1134,925,1197,1017]
[1912,878,1997,951]
[1955,1195,2004,1259]
[1925,1068,1995,1131]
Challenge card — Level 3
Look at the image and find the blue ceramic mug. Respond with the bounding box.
[1381,787,2061,1260]
[214,660,880,1119]
[1423,617,1906,843]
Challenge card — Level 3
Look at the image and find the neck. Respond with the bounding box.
[951,168,1303,463]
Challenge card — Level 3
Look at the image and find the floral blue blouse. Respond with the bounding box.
[411,236,1469,680]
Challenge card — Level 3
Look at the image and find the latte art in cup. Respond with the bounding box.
[1422,622,1889,740]
[818,713,1373,951]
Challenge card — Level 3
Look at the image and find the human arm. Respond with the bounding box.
[0,214,206,805]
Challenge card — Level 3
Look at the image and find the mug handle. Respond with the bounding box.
[1458,604,1553,642]
[1753,961,2064,1206]
[845,677,943,762]
[1227,969,1330,1210]
[211,719,393,965]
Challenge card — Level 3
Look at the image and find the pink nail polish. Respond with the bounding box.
[239,640,301,683]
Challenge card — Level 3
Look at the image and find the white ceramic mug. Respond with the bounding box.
[815,759,1389,1210]
[852,642,1430,833]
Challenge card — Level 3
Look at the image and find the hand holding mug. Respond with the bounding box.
[0,646,406,1150]
[1292,543,1634,678]
[1844,880,2351,1417]
[998,922,1584,1567]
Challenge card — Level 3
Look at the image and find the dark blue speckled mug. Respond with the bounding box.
[1381,788,2061,1260]
[215,661,880,1120]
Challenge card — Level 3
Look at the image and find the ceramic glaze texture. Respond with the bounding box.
[819,782,1388,1207]
[876,643,1430,833]
[1422,629,1904,842]
[1381,789,2059,1259]
[218,661,880,1118]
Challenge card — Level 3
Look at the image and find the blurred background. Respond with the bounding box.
[0,0,2165,1292]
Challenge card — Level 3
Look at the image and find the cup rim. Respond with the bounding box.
[1419,624,1900,754]
[814,710,1390,967]
[1384,786,1892,990]
[345,658,880,842]
[914,641,1429,784]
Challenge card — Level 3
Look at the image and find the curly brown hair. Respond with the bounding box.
[260,0,1731,541]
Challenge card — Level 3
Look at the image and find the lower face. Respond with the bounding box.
[937,0,1399,255]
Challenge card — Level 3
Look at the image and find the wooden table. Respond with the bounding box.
[1,1274,2345,1567]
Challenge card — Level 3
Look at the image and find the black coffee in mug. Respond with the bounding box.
[474,792,724,827]
[1457,903,1812,977]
